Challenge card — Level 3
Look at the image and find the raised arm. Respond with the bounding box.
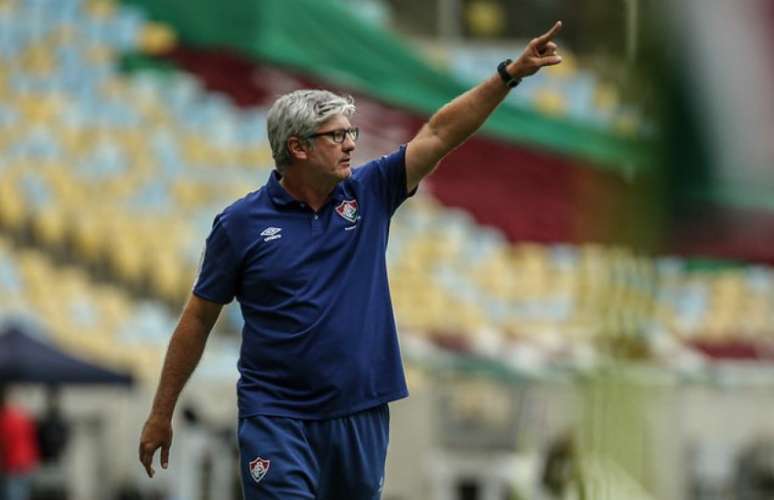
[138,294,223,478]
[405,21,563,192]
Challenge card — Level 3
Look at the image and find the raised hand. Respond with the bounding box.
[513,21,563,77]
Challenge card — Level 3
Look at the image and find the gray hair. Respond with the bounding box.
[267,90,356,172]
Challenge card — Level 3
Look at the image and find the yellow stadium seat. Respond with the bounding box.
[139,21,177,54]
[240,146,274,167]
[0,68,7,96]
[0,183,27,231]
[50,24,76,45]
[742,297,768,337]
[18,249,51,290]
[96,285,132,329]
[71,215,105,262]
[148,251,183,302]
[109,237,146,284]
[86,45,114,66]
[20,44,55,77]
[31,208,67,248]
[86,0,116,19]
[456,302,488,333]
[544,52,578,78]
[533,88,568,117]
[465,0,506,38]
[594,83,620,113]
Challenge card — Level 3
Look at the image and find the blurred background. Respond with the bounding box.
[1,0,773,499]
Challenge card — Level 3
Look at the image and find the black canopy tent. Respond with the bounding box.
[0,323,135,500]
[0,325,134,386]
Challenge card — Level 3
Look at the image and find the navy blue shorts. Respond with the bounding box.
[238,404,390,500]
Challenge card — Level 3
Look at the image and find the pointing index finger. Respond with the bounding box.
[536,20,563,45]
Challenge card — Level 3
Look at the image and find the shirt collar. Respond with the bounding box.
[266,170,298,207]
[266,170,352,208]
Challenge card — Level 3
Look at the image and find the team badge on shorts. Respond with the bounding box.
[249,457,271,483]
[335,199,360,223]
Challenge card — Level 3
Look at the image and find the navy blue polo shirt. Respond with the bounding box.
[193,146,413,419]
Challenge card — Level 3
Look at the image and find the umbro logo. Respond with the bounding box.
[261,226,282,241]
[261,227,281,236]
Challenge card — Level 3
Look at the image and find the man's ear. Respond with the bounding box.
[288,137,308,161]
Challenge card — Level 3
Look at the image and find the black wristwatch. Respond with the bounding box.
[497,59,521,88]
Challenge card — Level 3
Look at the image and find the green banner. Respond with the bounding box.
[122,0,653,172]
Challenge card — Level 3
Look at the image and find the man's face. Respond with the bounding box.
[304,114,356,183]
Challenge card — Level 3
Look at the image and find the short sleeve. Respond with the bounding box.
[354,145,416,217]
[192,213,240,304]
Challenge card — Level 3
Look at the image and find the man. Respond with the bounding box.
[0,385,40,500]
[140,21,563,499]
[36,386,70,465]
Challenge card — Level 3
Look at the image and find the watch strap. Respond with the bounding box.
[497,59,521,88]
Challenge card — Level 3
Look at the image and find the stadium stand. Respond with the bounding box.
[1,0,773,385]
[0,234,163,380]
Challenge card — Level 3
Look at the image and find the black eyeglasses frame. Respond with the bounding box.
[305,127,360,144]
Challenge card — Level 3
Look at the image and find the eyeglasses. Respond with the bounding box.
[306,127,360,144]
